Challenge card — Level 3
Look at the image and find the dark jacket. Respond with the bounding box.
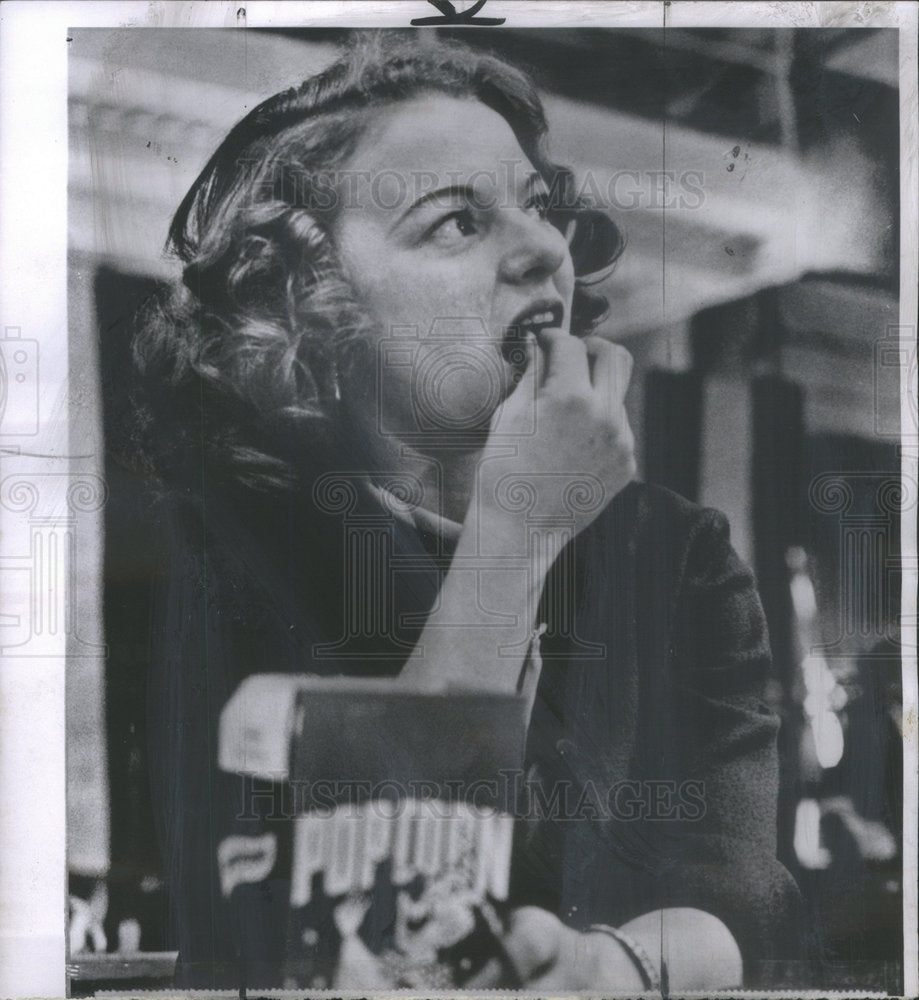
[145,477,802,987]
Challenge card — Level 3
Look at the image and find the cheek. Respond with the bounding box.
[360,268,440,326]
[370,266,493,332]
[336,221,497,336]
[410,342,508,430]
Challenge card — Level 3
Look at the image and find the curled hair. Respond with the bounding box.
[133,31,625,493]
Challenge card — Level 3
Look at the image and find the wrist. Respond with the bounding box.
[457,491,550,591]
[587,925,662,992]
[467,486,530,552]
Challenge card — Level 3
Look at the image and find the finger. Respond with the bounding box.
[537,328,590,394]
[612,342,634,399]
[462,957,505,989]
[585,337,633,405]
[501,906,564,982]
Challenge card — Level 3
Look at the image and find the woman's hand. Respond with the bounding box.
[400,331,634,694]
[477,332,636,546]
[465,906,645,991]
[465,906,743,991]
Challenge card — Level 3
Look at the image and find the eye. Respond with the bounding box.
[427,208,478,246]
[524,191,552,222]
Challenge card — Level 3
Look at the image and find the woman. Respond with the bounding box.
[134,31,802,990]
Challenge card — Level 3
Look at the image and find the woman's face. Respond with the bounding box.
[332,94,575,447]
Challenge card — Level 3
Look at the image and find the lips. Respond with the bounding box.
[500,299,565,364]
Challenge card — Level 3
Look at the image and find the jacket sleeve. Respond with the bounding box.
[647,503,804,961]
[510,487,804,963]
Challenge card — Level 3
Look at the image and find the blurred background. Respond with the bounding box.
[65,27,904,992]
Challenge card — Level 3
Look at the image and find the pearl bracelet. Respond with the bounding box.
[587,923,663,993]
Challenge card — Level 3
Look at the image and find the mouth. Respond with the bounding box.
[500,299,565,364]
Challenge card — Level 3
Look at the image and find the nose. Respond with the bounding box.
[498,211,571,286]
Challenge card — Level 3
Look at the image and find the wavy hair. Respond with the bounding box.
[132,31,625,493]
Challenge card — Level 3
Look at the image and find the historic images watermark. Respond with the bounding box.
[0,472,108,658]
[310,466,608,661]
[238,773,708,824]
[236,159,708,216]
[374,317,538,442]
[0,326,40,440]
[875,325,918,440]
[808,471,916,656]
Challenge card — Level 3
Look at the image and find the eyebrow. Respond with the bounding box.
[393,170,546,229]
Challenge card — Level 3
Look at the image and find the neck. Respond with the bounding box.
[385,444,484,524]
[343,400,492,524]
